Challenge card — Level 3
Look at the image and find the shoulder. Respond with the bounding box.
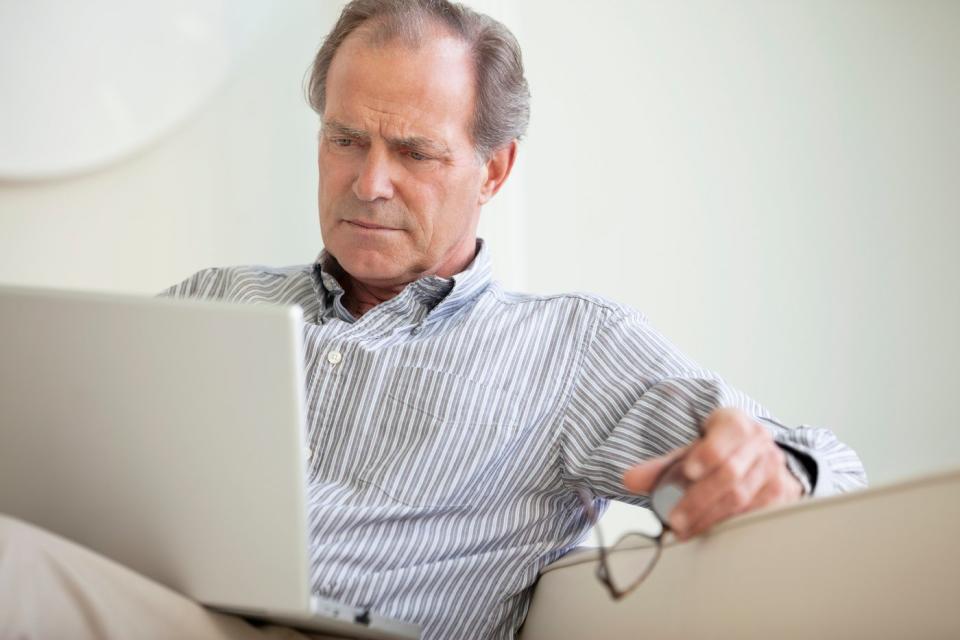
[159,263,315,302]
[476,285,652,350]
[486,284,647,325]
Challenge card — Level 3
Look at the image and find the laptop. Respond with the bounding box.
[0,284,421,639]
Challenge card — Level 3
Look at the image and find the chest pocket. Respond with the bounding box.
[358,366,519,509]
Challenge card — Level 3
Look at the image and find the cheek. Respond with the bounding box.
[403,184,443,234]
[420,175,473,222]
[436,175,480,219]
[319,147,353,184]
[318,155,353,208]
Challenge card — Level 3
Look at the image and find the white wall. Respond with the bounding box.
[0,3,331,294]
[0,1,526,294]
[1,2,958,536]
[516,0,960,539]
[518,0,960,490]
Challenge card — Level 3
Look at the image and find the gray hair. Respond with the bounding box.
[306,0,530,160]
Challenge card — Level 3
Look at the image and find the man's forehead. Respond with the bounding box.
[322,29,476,153]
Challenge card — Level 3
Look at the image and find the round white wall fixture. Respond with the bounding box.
[0,0,270,181]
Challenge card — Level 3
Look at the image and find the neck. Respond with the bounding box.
[337,239,478,318]
[342,277,406,317]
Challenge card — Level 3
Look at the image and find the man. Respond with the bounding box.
[1,1,866,638]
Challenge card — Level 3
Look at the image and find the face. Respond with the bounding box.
[318,27,509,289]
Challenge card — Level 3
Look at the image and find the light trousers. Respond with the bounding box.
[0,514,344,640]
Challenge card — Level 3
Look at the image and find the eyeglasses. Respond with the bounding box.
[576,488,666,600]
[576,448,695,600]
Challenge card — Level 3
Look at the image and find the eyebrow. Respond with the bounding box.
[322,119,452,157]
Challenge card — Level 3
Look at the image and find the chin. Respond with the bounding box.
[335,246,406,284]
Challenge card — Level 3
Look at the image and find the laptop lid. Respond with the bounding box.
[0,285,314,615]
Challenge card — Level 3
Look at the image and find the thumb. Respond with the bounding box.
[623,446,690,494]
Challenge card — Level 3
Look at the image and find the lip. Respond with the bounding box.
[345,220,399,231]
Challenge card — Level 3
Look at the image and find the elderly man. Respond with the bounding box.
[1,0,866,639]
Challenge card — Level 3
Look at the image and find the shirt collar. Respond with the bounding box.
[311,238,493,321]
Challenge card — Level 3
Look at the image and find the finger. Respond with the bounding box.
[684,409,770,481]
[748,478,796,513]
[746,449,803,511]
[681,447,770,539]
[623,445,690,494]
[668,438,766,537]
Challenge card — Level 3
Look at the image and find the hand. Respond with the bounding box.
[623,407,803,540]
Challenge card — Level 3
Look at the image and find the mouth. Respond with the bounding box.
[345,219,400,231]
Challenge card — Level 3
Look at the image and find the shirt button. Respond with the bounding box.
[327,350,342,365]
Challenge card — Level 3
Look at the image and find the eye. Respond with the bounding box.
[397,144,432,162]
[332,138,353,147]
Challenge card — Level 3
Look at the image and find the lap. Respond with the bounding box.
[0,514,344,640]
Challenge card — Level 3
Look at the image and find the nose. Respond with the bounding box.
[352,145,395,202]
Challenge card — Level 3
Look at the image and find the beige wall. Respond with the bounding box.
[1,1,957,526]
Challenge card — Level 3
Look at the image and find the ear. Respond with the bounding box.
[478,140,518,205]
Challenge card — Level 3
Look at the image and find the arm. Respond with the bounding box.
[557,304,867,534]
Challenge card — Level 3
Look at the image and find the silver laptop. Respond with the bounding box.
[0,285,420,639]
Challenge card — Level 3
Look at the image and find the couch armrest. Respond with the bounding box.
[521,468,960,639]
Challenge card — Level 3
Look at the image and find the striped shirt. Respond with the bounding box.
[162,240,867,639]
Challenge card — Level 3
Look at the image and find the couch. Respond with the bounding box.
[520,468,960,639]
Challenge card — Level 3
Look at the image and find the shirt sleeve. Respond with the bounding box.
[556,305,867,504]
[156,267,226,300]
